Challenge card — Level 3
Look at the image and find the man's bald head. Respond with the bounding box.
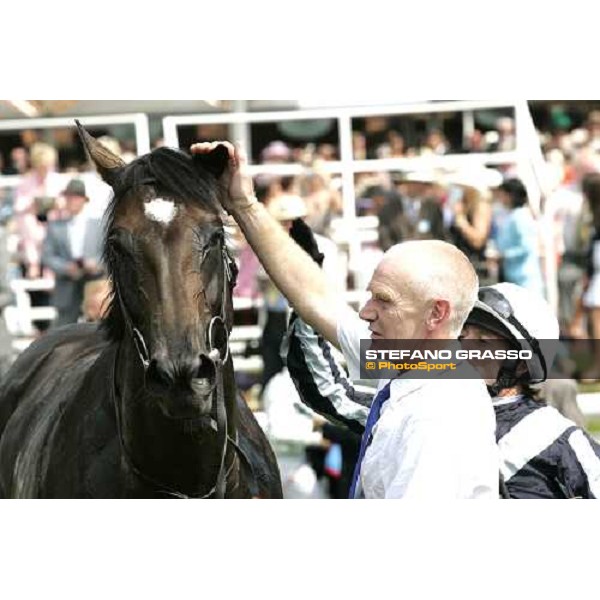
[381,240,479,335]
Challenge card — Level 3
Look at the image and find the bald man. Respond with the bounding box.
[191,142,499,499]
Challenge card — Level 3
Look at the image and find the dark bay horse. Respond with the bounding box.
[0,123,282,498]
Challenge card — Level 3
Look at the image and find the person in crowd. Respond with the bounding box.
[493,178,545,295]
[14,142,61,280]
[465,129,487,153]
[282,223,599,498]
[369,186,412,251]
[299,171,342,236]
[376,130,406,158]
[420,129,449,156]
[585,110,600,153]
[540,378,586,428]
[546,159,592,334]
[191,140,499,499]
[1,147,29,175]
[232,226,261,302]
[13,142,63,333]
[316,144,337,161]
[399,170,447,241]
[81,278,111,323]
[352,132,367,161]
[0,219,15,379]
[446,170,499,287]
[42,179,104,327]
[578,172,600,381]
[489,117,517,152]
[314,415,360,499]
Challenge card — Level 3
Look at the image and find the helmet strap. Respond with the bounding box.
[488,358,522,396]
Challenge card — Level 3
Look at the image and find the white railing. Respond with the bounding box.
[5,278,56,337]
[0,113,151,155]
[163,100,521,220]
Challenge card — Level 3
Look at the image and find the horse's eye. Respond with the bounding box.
[109,228,135,252]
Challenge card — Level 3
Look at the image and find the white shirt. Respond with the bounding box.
[337,307,499,499]
[68,211,89,259]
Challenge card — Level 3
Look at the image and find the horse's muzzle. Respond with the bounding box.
[147,353,219,418]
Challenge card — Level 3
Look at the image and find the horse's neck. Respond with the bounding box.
[114,339,239,496]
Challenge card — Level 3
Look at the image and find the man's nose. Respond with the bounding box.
[359,301,375,321]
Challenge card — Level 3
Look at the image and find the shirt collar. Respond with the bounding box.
[383,359,483,397]
[492,394,524,406]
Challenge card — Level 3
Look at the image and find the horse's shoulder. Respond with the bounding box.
[0,325,118,497]
[0,324,113,455]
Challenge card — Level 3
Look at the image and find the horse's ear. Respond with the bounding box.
[192,144,230,179]
[75,120,125,187]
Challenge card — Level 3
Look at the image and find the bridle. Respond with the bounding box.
[111,234,256,498]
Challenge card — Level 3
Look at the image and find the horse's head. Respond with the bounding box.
[77,122,236,419]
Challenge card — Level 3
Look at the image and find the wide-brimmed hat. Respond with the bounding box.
[443,167,503,192]
[62,178,87,198]
[268,194,307,221]
[403,168,442,184]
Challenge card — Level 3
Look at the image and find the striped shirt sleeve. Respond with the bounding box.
[284,313,371,435]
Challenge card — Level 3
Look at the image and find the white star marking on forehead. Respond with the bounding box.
[144,198,178,225]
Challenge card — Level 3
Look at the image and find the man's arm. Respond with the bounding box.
[285,313,371,435]
[191,141,341,346]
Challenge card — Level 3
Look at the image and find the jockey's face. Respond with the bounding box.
[459,324,518,385]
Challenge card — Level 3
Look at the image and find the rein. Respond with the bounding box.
[111,239,256,498]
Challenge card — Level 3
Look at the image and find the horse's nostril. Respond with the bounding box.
[190,355,217,397]
[148,359,174,386]
[195,355,216,380]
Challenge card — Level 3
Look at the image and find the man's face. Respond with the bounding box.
[65,194,87,216]
[358,258,426,340]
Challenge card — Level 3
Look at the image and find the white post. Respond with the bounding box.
[162,116,179,148]
[231,100,250,157]
[463,110,475,149]
[133,113,151,154]
[337,113,361,284]
[515,101,558,311]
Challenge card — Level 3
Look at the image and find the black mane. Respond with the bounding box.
[101,147,223,341]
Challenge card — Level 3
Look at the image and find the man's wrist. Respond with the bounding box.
[229,194,259,216]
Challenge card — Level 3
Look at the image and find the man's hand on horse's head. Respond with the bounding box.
[190,140,257,215]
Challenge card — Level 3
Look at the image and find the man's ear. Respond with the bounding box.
[426,299,451,331]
